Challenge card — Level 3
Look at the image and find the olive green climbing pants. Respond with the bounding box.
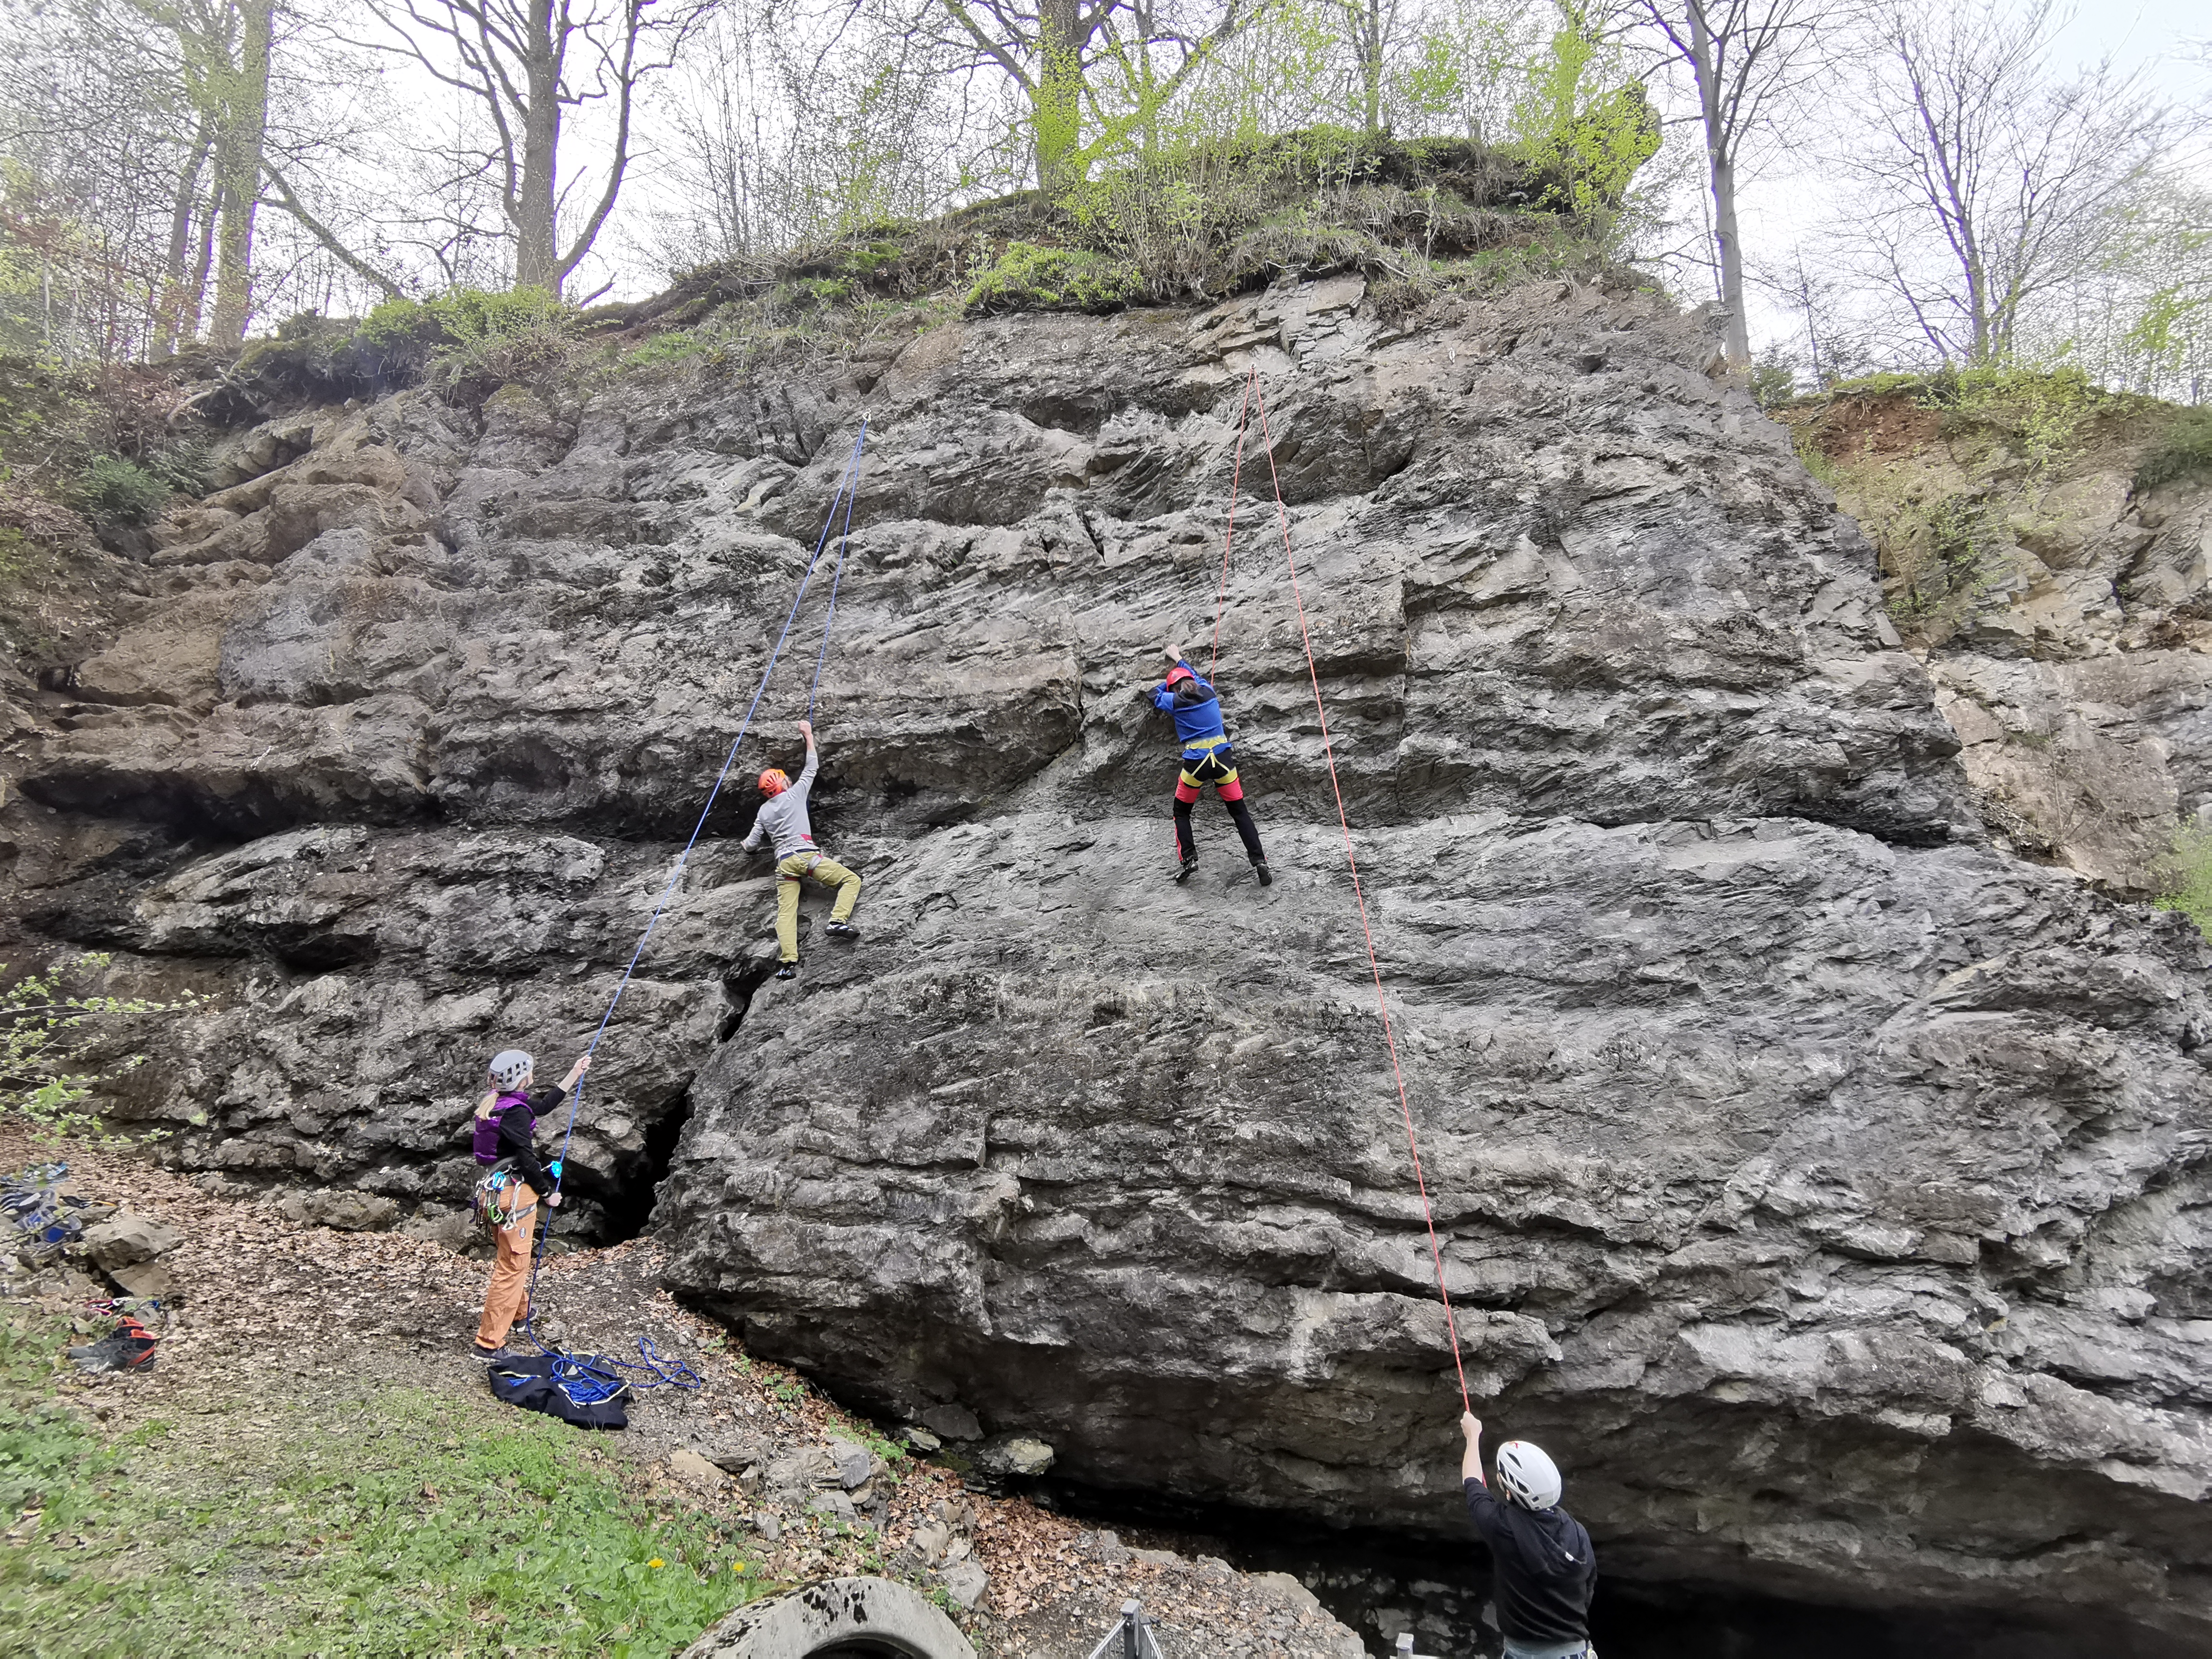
[776,851,861,963]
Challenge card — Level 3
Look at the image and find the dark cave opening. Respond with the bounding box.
[589,958,771,1243]
[1027,1478,2190,1659]
[588,1084,695,1243]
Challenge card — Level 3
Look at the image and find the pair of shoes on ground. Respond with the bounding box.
[1176,858,1273,886]
[68,1326,157,1372]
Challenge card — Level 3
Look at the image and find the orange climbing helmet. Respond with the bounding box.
[758,769,789,796]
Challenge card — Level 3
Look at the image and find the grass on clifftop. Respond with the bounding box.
[1775,366,2209,643]
[230,127,1633,407]
[0,1310,761,1658]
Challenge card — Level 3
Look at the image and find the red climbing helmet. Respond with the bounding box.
[1164,663,1195,688]
[758,769,789,796]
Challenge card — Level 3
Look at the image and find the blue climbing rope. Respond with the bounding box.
[806,450,861,718]
[513,420,870,1370]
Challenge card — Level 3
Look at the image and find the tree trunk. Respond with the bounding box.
[209,0,272,345]
[511,0,565,292]
[153,111,217,358]
[1357,0,1384,134]
[1033,0,1084,191]
[1689,6,1752,367]
[186,188,219,343]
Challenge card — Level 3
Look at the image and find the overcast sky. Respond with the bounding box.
[1725,0,2209,353]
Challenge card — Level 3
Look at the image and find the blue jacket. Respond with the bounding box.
[1153,671,1231,760]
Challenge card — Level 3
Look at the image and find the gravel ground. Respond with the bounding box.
[5,1134,1365,1659]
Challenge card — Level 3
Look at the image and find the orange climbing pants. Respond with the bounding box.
[474,1179,538,1350]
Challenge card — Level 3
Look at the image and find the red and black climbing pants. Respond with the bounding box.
[1174,749,1264,864]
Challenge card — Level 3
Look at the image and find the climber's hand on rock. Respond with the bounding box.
[1163,645,1184,664]
[798,719,814,745]
[1461,1412,1482,1441]
[546,1191,563,1208]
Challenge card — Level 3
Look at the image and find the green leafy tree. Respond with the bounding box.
[1511,7,1660,215]
[2,954,205,1143]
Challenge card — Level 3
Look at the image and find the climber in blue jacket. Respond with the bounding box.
[1151,645,1270,885]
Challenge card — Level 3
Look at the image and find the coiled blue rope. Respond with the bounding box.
[514,421,869,1369]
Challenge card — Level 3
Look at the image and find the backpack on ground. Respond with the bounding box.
[486,1352,630,1430]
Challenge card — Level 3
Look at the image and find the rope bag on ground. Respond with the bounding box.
[1210,373,1474,1409]
[512,421,871,1391]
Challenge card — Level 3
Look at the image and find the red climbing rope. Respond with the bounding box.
[1208,371,1257,685]
[1249,375,1474,1411]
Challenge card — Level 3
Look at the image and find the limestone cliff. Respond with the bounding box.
[4,276,2209,1654]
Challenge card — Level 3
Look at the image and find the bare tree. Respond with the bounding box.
[1623,0,1834,367]
[358,0,720,295]
[1849,0,2183,366]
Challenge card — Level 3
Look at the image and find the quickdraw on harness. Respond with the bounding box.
[470,1159,535,1235]
[1209,369,1476,1409]
[508,421,871,1385]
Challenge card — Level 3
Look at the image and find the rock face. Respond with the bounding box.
[7,276,2212,1652]
[1789,391,2212,894]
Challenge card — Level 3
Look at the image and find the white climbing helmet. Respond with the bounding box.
[488,1049,533,1091]
[1493,1440,1563,1511]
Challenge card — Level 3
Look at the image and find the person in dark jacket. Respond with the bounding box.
[470,1047,590,1360]
[1460,1411,1598,1659]
[1150,645,1270,885]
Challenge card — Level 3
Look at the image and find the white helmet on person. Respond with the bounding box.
[1494,1440,1563,1510]
[488,1049,533,1090]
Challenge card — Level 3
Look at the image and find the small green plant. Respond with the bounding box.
[2,952,205,1142]
[1750,359,1797,409]
[966,241,1144,314]
[68,454,170,526]
[2157,820,2212,938]
[2138,406,2212,492]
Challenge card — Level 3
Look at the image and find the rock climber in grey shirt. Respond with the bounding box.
[742,719,861,980]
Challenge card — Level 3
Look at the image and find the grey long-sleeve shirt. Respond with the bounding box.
[742,748,820,859]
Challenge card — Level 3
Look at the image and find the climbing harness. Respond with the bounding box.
[1213,370,1475,1409]
[470,1160,534,1235]
[505,421,871,1386]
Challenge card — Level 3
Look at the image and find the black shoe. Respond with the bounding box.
[472,1343,513,1364]
[1253,861,1273,886]
[825,921,858,940]
[68,1330,158,1373]
[774,962,799,980]
[1174,855,1198,884]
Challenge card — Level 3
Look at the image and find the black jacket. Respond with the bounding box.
[1463,1478,1596,1645]
[494,1084,569,1194]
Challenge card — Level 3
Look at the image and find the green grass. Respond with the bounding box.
[0,1312,764,1658]
[2138,405,2212,492]
[2157,821,2212,939]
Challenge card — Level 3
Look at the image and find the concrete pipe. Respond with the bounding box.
[679,1576,975,1659]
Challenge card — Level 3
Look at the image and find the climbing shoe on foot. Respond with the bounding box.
[825,921,859,940]
[1254,861,1274,886]
[1174,855,1199,884]
[774,962,799,981]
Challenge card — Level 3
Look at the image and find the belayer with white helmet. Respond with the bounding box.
[742,718,861,981]
[469,1046,591,1361]
[1150,645,1271,886]
[1460,1410,1598,1659]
